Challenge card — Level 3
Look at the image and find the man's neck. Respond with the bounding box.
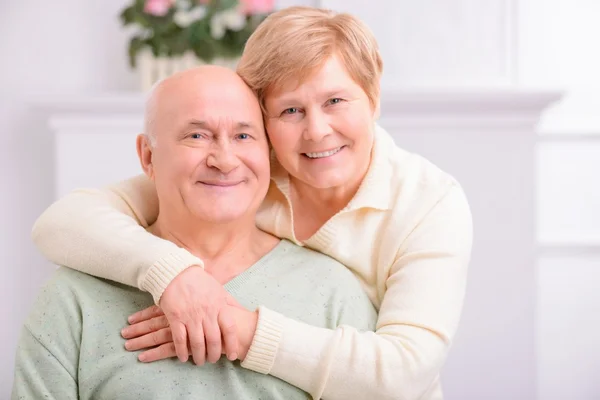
[149,213,278,282]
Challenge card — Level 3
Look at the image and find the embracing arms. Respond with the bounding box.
[33,175,472,399]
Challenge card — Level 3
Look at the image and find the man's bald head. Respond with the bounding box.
[143,66,261,147]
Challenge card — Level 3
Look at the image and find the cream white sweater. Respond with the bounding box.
[32,126,473,400]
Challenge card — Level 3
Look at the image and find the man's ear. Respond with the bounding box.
[136,134,155,180]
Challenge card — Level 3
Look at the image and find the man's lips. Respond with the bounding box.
[197,180,243,187]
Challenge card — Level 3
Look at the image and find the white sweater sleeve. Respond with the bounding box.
[31,174,203,303]
[241,186,473,400]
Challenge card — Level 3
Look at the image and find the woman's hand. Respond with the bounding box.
[133,266,240,365]
[121,295,258,363]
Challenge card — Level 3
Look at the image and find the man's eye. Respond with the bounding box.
[237,133,250,140]
[282,108,299,115]
[190,133,202,139]
[328,98,343,105]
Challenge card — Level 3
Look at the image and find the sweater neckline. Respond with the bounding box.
[223,239,290,295]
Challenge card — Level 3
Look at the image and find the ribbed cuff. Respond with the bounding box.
[142,249,204,304]
[241,306,285,374]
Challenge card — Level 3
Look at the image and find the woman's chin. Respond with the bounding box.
[297,173,353,191]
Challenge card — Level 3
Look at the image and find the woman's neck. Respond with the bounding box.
[290,178,356,216]
[289,172,364,242]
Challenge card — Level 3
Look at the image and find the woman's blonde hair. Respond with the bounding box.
[237,6,383,110]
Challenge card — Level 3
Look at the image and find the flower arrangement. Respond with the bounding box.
[120,0,274,68]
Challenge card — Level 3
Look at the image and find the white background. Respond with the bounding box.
[1,0,598,398]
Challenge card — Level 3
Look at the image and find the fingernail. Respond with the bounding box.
[121,328,129,337]
[128,315,135,323]
[229,352,238,361]
[138,353,147,362]
[124,341,131,350]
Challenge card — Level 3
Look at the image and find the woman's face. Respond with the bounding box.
[264,55,377,191]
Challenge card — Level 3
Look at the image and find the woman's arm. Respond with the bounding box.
[31,174,202,303]
[242,185,473,400]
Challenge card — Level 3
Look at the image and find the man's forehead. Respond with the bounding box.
[183,119,261,131]
[157,95,261,123]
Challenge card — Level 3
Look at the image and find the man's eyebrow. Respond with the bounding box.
[236,121,256,130]
[179,120,256,133]
[187,120,209,128]
[176,120,210,139]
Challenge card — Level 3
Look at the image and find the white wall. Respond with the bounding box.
[2,1,597,399]
[0,0,136,395]
[322,0,516,88]
[518,1,600,399]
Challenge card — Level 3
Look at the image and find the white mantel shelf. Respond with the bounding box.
[38,88,562,132]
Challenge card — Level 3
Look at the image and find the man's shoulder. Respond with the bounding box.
[264,241,376,330]
[22,268,89,345]
[43,266,116,296]
[274,240,362,286]
[277,240,344,266]
[34,267,88,304]
[28,267,138,322]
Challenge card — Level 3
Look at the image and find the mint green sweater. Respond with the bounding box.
[12,240,377,399]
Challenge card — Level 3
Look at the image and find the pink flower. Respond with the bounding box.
[144,0,173,17]
[239,0,274,15]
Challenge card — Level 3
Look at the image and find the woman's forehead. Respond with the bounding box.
[266,59,362,102]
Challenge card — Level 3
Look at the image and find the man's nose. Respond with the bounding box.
[206,142,240,174]
[303,110,333,142]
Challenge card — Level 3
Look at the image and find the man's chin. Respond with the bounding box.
[189,209,248,224]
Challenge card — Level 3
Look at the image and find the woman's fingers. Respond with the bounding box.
[203,315,222,364]
[187,320,207,365]
[219,308,238,361]
[171,321,191,363]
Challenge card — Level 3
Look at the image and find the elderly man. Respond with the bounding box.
[12,67,376,399]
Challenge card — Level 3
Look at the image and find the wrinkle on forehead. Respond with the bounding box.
[184,119,258,131]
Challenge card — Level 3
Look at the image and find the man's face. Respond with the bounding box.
[141,70,270,224]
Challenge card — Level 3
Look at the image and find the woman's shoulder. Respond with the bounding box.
[374,125,466,217]
[379,126,458,186]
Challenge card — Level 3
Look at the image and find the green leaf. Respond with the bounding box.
[119,0,275,66]
[188,19,210,46]
[163,27,188,57]
[128,36,145,68]
[213,0,239,12]
[193,40,217,62]
[120,6,137,26]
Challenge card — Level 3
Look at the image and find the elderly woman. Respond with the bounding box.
[32,6,472,400]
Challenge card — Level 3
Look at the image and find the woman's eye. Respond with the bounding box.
[237,133,250,140]
[328,98,343,105]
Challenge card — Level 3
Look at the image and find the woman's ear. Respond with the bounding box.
[373,98,381,120]
[136,133,155,180]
